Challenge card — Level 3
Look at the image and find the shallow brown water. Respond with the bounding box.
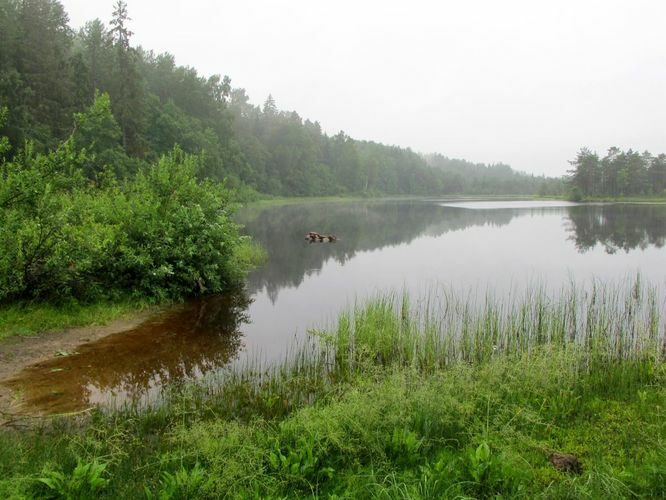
[4,199,666,414]
[5,293,249,413]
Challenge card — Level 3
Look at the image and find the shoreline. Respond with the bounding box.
[0,308,157,420]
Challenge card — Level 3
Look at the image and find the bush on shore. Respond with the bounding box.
[0,104,252,304]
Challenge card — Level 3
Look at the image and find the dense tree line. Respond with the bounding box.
[0,0,560,197]
[567,147,666,198]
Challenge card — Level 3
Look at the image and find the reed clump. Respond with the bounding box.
[175,277,664,419]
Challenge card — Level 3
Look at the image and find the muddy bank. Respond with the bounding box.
[0,312,156,421]
[0,292,250,421]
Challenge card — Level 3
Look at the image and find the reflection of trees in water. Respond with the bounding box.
[8,290,251,412]
[565,205,666,254]
[239,201,520,302]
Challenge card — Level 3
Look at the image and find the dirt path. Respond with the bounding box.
[0,311,155,422]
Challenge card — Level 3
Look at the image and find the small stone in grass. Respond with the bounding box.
[549,452,582,474]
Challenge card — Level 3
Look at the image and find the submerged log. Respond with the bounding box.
[305,232,337,242]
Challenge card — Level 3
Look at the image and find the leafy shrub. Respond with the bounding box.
[0,128,251,302]
[92,148,247,300]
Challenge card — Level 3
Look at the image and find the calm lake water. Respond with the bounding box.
[6,200,666,413]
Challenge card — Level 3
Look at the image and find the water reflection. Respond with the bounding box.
[240,201,666,303]
[6,291,250,413]
[565,204,666,254]
[239,201,518,302]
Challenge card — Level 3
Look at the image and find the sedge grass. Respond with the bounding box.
[167,276,664,421]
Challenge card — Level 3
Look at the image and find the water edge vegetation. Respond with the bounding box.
[1,278,665,498]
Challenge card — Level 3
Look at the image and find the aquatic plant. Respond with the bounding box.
[169,276,664,420]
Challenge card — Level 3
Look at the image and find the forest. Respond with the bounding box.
[567,147,666,199]
[0,0,562,199]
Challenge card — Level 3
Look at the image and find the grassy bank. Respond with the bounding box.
[0,299,156,340]
[582,196,666,204]
[246,193,544,208]
[1,280,665,498]
[538,194,666,204]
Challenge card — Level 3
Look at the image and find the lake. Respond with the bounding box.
[6,199,666,413]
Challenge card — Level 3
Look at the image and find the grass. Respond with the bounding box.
[539,194,666,204]
[0,299,157,340]
[227,238,267,272]
[245,193,544,209]
[1,278,665,498]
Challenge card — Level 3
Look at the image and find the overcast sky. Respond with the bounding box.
[60,0,666,176]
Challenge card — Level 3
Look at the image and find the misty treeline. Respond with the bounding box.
[0,0,561,197]
[568,147,666,199]
[0,0,255,305]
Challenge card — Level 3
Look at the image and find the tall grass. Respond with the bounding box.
[140,276,664,424]
[331,276,663,369]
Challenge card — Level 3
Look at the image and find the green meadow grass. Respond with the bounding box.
[0,300,155,340]
[1,278,665,498]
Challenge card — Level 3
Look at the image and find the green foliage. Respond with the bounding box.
[568,185,583,202]
[0,0,84,150]
[0,107,10,159]
[0,139,89,301]
[1,284,665,497]
[267,435,335,485]
[425,152,565,195]
[387,428,424,466]
[0,129,250,302]
[568,147,666,198]
[144,464,206,500]
[36,459,109,499]
[96,147,245,300]
[0,299,153,340]
[72,92,129,179]
[0,1,560,198]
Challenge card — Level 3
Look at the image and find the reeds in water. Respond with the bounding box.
[150,276,664,421]
[329,276,664,372]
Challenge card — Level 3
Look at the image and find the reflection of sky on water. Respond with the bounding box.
[6,200,666,413]
[439,200,579,210]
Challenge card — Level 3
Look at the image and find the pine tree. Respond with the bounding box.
[109,1,143,154]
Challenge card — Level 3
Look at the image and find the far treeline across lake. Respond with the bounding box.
[568,147,666,199]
